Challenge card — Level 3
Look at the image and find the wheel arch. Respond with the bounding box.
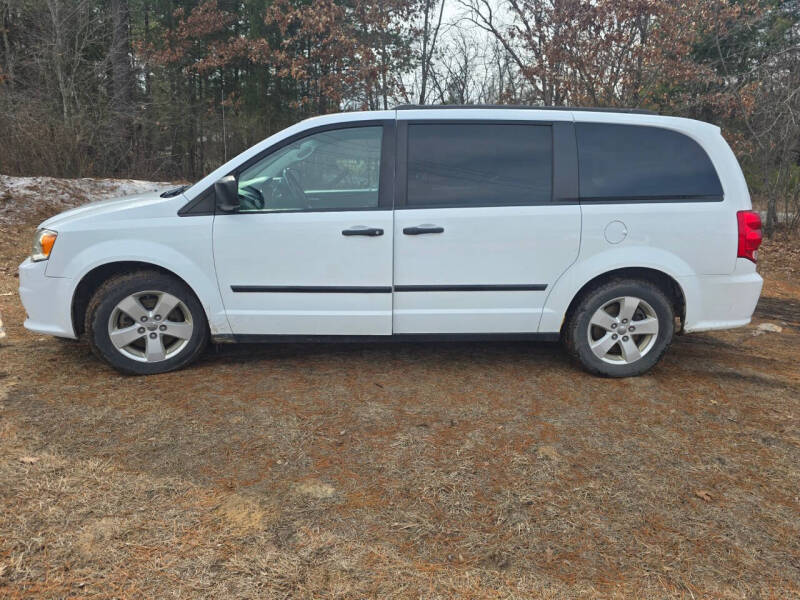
[558,267,686,336]
[71,261,200,338]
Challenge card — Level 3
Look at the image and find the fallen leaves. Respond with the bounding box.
[695,490,713,503]
[537,445,560,460]
[294,480,336,499]
[214,493,275,533]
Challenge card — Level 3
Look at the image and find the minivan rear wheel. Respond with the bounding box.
[85,270,208,375]
[564,279,674,377]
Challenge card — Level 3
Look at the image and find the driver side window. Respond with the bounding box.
[237,126,383,212]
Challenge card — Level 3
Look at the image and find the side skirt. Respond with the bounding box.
[212,332,561,344]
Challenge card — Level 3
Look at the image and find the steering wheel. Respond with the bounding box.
[282,168,306,207]
[238,184,264,210]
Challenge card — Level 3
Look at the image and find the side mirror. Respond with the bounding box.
[215,175,239,212]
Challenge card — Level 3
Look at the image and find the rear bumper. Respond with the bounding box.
[18,258,77,338]
[679,260,763,333]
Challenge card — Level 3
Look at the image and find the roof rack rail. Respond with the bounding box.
[394,104,657,115]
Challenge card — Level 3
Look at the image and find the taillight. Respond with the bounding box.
[737,210,762,263]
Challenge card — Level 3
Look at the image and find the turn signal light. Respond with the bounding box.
[31,229,58,262]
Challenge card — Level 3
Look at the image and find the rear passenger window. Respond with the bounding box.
[576,123,723,200]
[407,123,552,207]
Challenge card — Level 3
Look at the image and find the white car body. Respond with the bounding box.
[19,107,763,353]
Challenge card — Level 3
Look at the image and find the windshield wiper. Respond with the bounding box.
[160,184,190,198]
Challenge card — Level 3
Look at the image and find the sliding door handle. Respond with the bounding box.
[403,225,444,235]
[342,226,384,237]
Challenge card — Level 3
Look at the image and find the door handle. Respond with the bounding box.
[342,226,384,237]
[403,225,444,235]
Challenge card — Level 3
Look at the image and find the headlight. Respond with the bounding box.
[31,229,57,262]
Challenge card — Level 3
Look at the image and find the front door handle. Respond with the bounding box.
[342,226,384,237]
[403,225,445,235]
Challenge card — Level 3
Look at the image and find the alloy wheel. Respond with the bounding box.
[586,296,659,364]
[107,290,193,362]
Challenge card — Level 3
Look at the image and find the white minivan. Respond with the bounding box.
[19,106,763,377]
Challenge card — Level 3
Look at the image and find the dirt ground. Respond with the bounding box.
[1,194,799,598]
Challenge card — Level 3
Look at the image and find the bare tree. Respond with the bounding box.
[418,0,446,104]
[110,0,134,154]
[0,0,16,91]
[735,25,800,233]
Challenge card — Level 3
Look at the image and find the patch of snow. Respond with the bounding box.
[0,174,178,226]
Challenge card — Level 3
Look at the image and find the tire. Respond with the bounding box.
[85,270,209,375]
[563,279,674,378]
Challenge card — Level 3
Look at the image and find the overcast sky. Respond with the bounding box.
[435,1,507,46]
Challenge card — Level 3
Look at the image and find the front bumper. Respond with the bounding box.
[18,258,77,338]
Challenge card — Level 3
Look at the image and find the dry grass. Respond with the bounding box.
[1,202,799,598]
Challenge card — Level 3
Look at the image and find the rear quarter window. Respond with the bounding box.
[576,123,723,200]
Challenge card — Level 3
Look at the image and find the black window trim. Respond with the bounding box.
[575,122,724,204]
[179,119,395,216]
[579,194,724,204]
[177,186,216,216]
[395,119,577,210]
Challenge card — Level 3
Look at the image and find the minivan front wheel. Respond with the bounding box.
[565,279,674,377]
[85,271,208,375]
